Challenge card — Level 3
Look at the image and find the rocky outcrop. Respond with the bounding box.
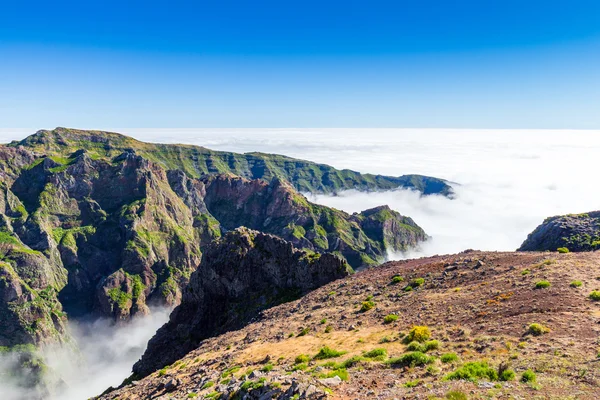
[519,212,600,252]
[132,228,350,377]
[10,127,454,196]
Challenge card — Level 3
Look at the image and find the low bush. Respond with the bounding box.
[570,280,583,288]
[589,291,600,301]
[445,361,498,382]
[360,301,375,312]
[338,355,364,368]
[499,368,516,381]
[298,327,310,336]
[521,369,536,383]
[406,341,425,352]
[557,247,569,253]
[313,346,347,360]
[295,354,310,364]
[405,326,431,343]
[424,340,440,351]
[535,280,551,289]
[363,348,387,359]
[527,323,550,336]
[383,314,398,324]
[445,391,468,400]
[391,275,404,284]
[386,352,434,368]
[440,353,458,363]
[411,278,425,287]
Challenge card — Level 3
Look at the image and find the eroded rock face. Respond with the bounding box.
[202,175,427,268]
[133,228,351,377]
[519,212,600,252]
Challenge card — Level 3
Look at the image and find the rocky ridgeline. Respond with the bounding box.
[519,211,600,252]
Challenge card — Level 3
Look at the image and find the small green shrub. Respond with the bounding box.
[298,327,310,336]
[445,391,468,400]
[292,363,308,371]
[363,348,387,359]
[411,278,425,287]
[387,352,434,368]
[158,368,167,376]
[424,340,440,351]
[379,336,392,344]
[521,269,530,275]
[404,286,413,292]
[528,323,549,336]
[321,368,348,381]
[557,247,569,253]
[320,318,327,324]
[406,341,425,352]
[404,379,421,387]
[339,355,363,368]
[499,368,516,381]
[440,353,458,363]
[405,326,431,343]
[383,314,398,324]
[360,301,375,312]
[589,291,600,301]
[391,275,404,284]
[295,354,310,364]
[324,325,333,333]
[570,280,583,288]
[535,280,551,289]
[187,393,198,398]
[521,369,536,383]
[313,346,347,360]
[260,363,273,372]
[201,381,214,390]
[445,361,498,382]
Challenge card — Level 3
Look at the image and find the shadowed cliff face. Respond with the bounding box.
[132,228,351,378]
[519,211,600,252]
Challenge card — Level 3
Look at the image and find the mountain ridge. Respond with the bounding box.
[7,127,454,197]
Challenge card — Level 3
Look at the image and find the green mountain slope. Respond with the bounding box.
[9,127,454,196]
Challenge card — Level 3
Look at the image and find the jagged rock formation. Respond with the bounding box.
[519,212,600,252]
[133,228,351,378]
[10,127,454,196]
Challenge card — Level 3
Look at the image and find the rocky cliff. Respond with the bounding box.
[132,228,350,378]
[10,127,454,196]
[519,212,600,252]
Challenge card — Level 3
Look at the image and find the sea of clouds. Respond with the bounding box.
[119,128,600,257]
[0,127,599,398]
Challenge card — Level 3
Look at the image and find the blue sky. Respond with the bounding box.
[1,1,600,128]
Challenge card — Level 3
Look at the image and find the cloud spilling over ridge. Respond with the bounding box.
[0,308,171,400]
[48,308,171,400]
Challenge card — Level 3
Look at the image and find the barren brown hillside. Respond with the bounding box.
[99,251,600,400]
